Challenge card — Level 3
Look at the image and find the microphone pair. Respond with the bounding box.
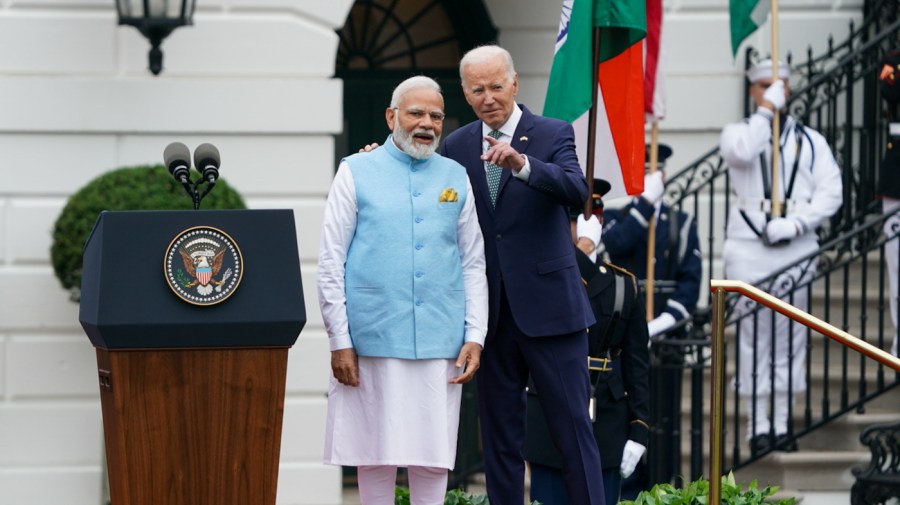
[163,142,221,185]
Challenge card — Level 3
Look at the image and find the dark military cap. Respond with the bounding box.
[645,143,673,169]
[570,178,611,218]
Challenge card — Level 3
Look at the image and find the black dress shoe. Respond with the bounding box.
[750,434,771,454]
[774,434,798,452]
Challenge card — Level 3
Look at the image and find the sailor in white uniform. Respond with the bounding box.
[719,59,843,454]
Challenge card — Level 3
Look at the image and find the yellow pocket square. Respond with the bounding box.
[438,188,459,203]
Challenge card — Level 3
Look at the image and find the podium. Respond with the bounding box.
[79,210,306,505]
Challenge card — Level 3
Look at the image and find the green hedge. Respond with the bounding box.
[50,165,246,302]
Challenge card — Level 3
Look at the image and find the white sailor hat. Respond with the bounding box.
[746,59,791,83]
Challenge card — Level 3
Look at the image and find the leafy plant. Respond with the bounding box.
[50,164,246,302]
[619,471,795,505]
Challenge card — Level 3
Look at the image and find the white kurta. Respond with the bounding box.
[317,154,488,468]
[323,357,464,468]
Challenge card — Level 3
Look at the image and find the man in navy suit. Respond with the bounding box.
[441,45,605,505]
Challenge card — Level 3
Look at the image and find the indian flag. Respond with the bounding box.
[730,0,770,57]
[544,0,647,199]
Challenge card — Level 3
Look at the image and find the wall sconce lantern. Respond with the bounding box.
[115,0,197,75]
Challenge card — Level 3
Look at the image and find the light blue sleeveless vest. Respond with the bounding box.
[344,136,470,359]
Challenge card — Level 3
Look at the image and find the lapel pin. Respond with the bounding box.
[519,136,529,142]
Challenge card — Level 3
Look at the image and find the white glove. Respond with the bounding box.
[647,312,677,337]
[577,214,602,252]
[620,440,646,479]
[763,79,787,111]
[765,217,800,243]
[642,171,665,205]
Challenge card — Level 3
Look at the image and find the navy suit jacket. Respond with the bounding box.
[440,105,595,339]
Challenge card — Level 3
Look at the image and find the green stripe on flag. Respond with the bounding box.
[595,0,646,62]
[543,0,646,122]
[730,0,768,57]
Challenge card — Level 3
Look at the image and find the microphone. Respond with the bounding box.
[163,142,192,184]
[193,143,220,184]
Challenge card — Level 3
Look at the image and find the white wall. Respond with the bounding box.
[0,1,352,504]
[0,1,861,504]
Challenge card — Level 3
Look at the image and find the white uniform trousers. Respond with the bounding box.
[724,235,818,436]
[883,198,900,357]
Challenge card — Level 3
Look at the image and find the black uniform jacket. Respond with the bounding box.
[524,249,651,470]
[880,50,900,199]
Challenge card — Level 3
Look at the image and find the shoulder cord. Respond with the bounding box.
[664,206,680,281]
[738,117,807,237]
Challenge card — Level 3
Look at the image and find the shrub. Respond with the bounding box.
[50,165,246,302]
[619,471,796,505]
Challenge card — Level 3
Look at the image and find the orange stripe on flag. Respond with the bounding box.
[598,42,646,195]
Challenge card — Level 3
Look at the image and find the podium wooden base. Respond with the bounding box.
[96,347,288,505]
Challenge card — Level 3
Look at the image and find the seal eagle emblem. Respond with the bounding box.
[164,226,243,306]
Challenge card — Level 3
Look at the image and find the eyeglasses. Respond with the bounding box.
[397,108,445,123]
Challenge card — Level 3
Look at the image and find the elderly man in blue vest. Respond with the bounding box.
[317,76,488,505]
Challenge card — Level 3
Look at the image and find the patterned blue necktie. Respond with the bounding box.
[486,129,503,206]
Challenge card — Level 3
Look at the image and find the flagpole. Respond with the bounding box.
[645,121,659,321]
[584,26,602,218]
[770,0,782,218]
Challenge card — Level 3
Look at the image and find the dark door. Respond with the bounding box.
[335,0,498,163]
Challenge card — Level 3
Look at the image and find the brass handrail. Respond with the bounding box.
[708,279,900,505]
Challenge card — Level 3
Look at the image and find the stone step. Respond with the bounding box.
[733,450,868,491]
[664,379,899,493]
[670,410,900,466]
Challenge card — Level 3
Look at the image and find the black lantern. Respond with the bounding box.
[115,0,196,75]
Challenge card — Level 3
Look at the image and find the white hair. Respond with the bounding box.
[459,45,516,86]
[390,76,442,109]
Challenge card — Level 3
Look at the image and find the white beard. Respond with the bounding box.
[393,120,440,160]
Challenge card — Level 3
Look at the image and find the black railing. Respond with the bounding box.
[722,208,900,470]
[644,0,900,486]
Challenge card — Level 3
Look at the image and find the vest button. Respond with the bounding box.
[415,271,424,278]
[415,300,424,306]
[415,217,423,223]
[413,191,421,197]
[415,244,424,250]
[496,234,503,241]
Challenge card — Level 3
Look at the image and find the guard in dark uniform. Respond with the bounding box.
[600,144,702,339]
[600,144,702,498]
[878,49,900,357]
[525,179,651,505]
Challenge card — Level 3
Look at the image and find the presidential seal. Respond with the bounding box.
[164,226,243,306]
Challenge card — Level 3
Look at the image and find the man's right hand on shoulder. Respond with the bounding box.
[359,143,380,153]
[331,348,360,386]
